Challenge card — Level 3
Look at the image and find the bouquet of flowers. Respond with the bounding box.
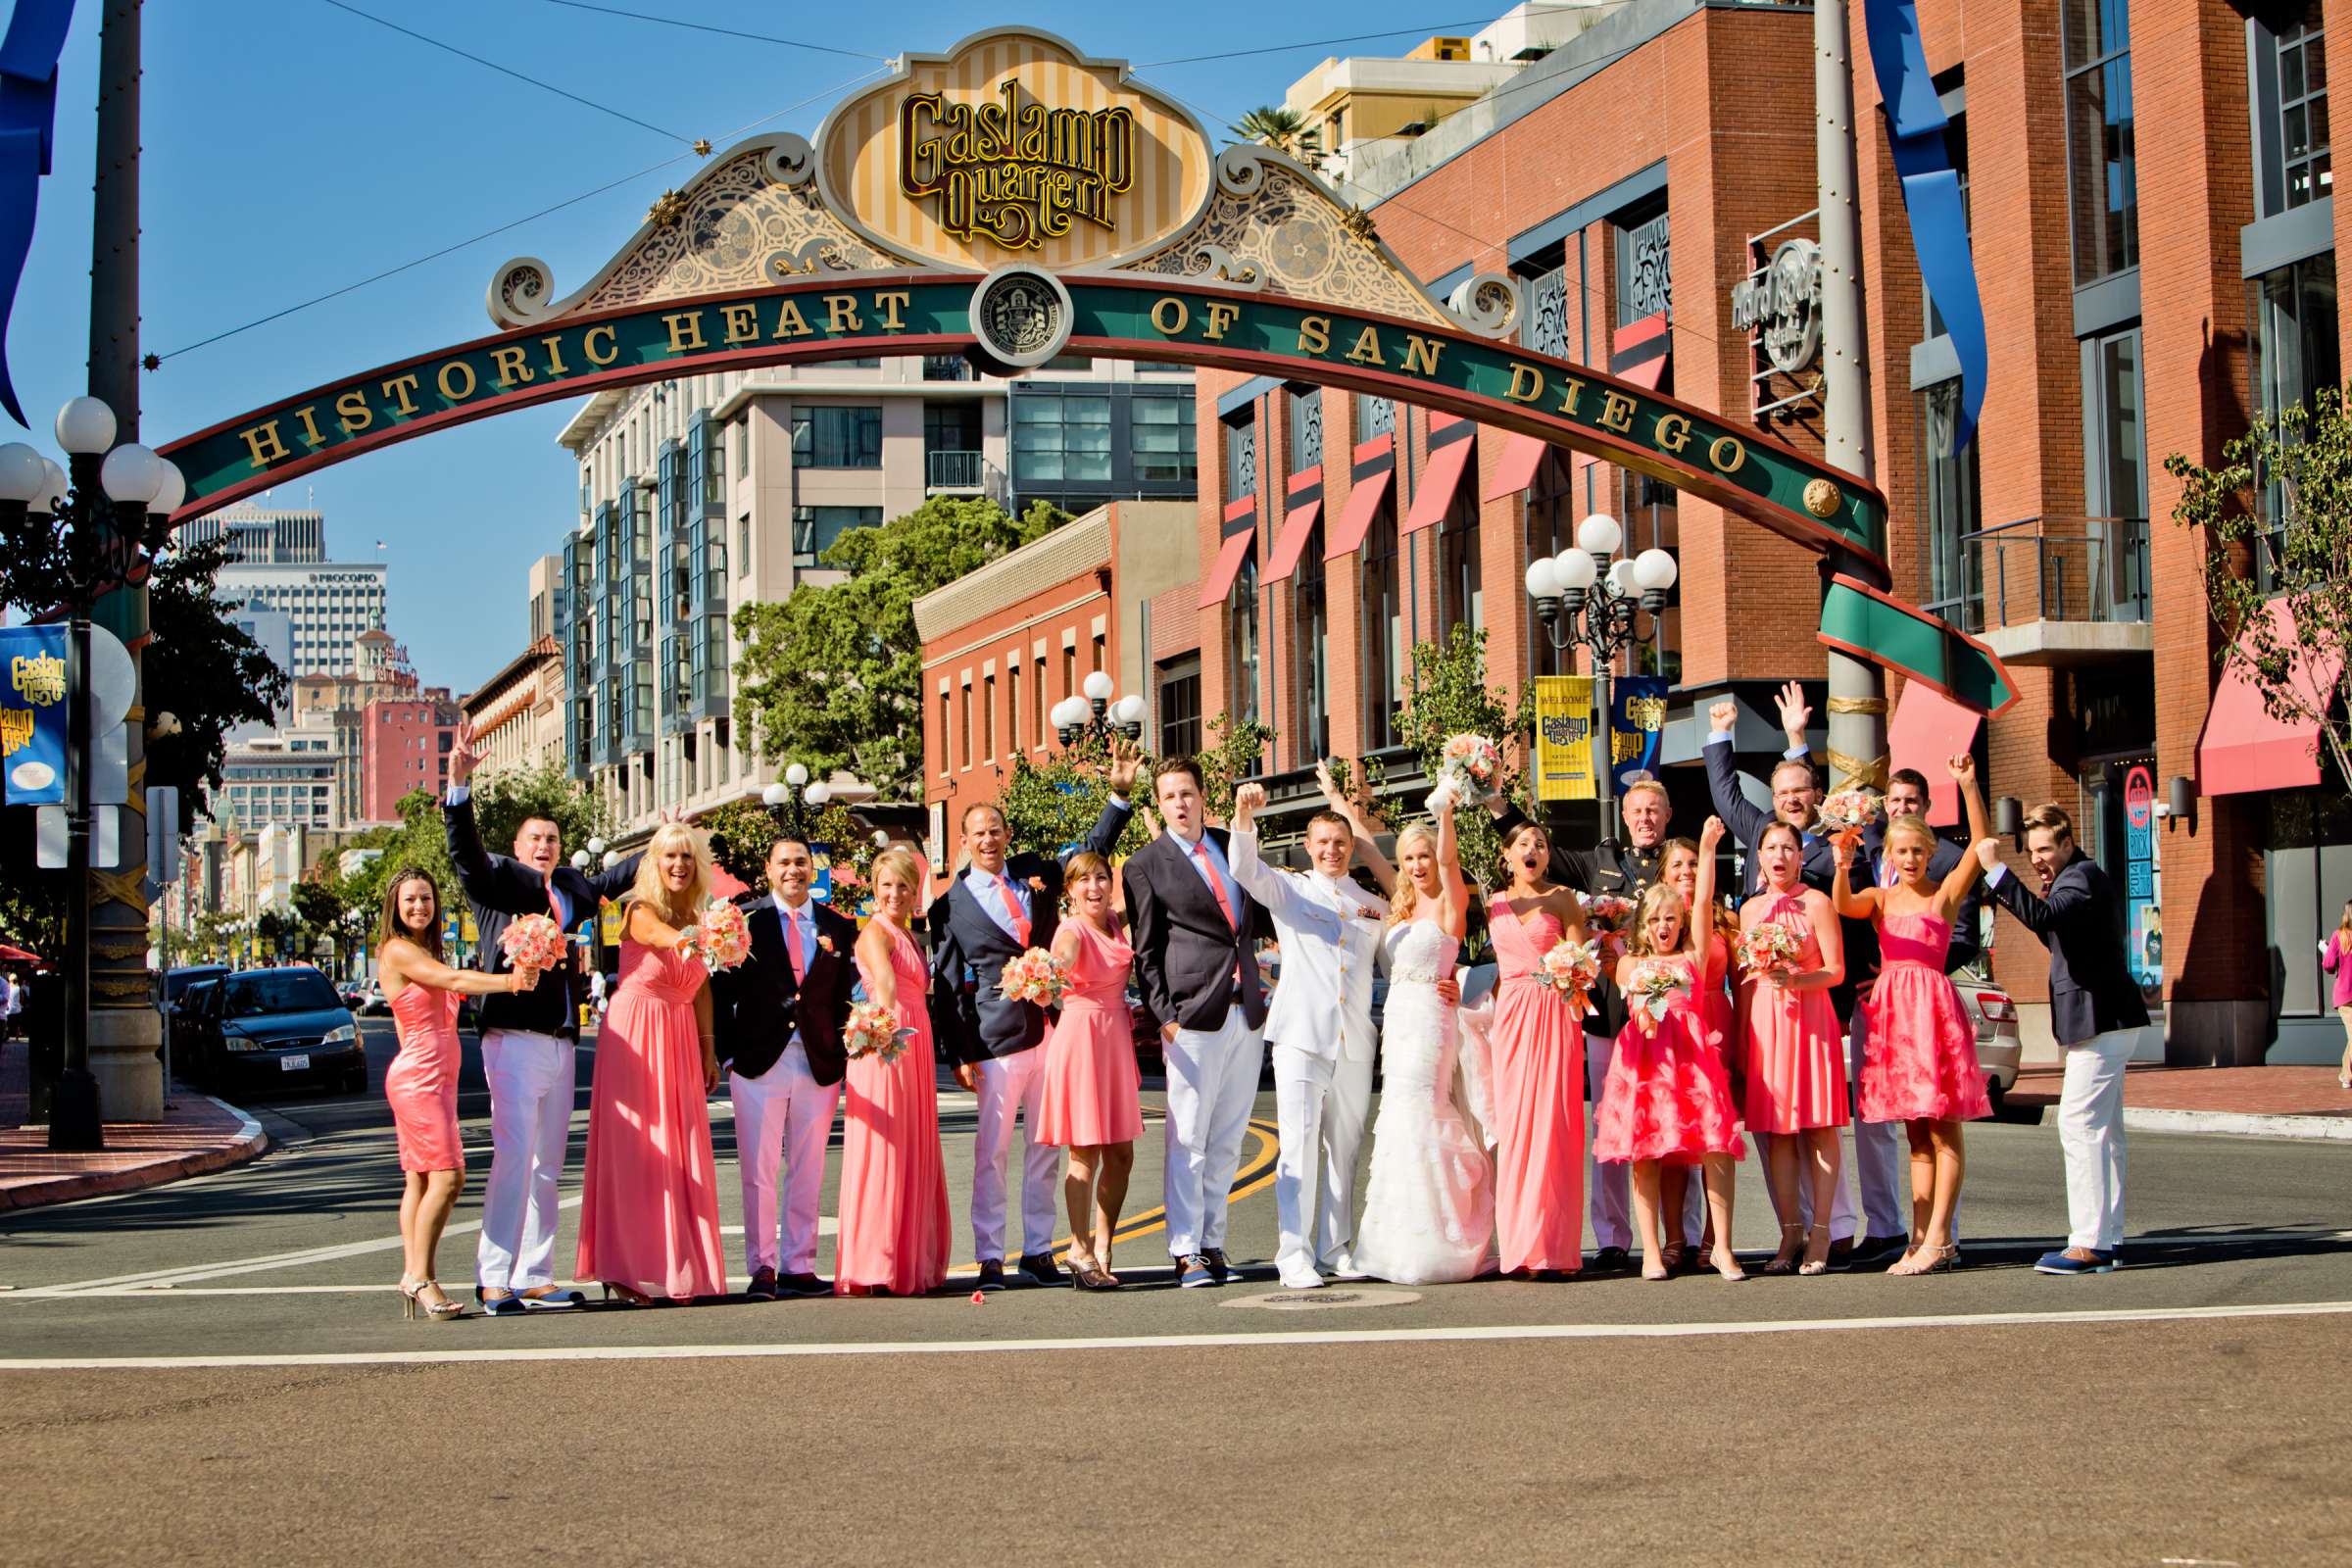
[1537,936,1603,1010]
[1582,892,1637,938]
[1441,732,1503,789]
[688,900,752,970]
[499,912,566,974]
[1816,788,1883,835]
[843,1001,909,1062]
[1737,920,1803,979]
[1626,958,1689,1023]
[999,948,1070,1007]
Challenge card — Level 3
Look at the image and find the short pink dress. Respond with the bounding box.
[835,922,952,1297]
[1036,919,1143,1148]
[1860,909,1992,1123]
[1594,955,1744,1164]
[385,982,463,1173]
[1738,891,1848,1134]
[1487,896,1587,1273]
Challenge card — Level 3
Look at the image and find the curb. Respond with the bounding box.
[2122,1106,2352,1142]
[0,1097,269,1210]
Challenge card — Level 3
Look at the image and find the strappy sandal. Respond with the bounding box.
[1762,1223,1805,1276]
[1066,1250,1118,1292]
[1889,1243,1959,1276]
[401,1277,465,1322]
[1797,1223,1835,1275]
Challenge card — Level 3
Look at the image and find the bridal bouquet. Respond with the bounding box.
[999,948,1070,1007]
[1427,732,1504,813]
[1737,920,1803,979]
[499,912,566,973]
[843,1002,910,1062]
[1582,892,1637,938]
[1626,958,1689,1023]
[1536,936,1602,1009]
[1816,789,1883,835]
[687,900,752,970]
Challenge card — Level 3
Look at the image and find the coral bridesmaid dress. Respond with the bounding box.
[1738,893,1848,1135]
[1036,919,1144,1148]
[1486,896,1587,1273]
[1860,909,1992,1123]
[834,922,952,1296]
[575,937,727,1299]
[385,982,464,1173]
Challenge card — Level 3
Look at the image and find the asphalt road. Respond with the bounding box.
[3,1018,2348,1563]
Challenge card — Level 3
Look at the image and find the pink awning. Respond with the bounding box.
[1612,311,1670,391]
[1888,679,1985,826]
[1324,467,1393,561]
[1197,528,1255,608]
[1485,432,1546,502]
[2197,600,2345,795]
[1401,438,1474,536]
[1262,499,1323,584]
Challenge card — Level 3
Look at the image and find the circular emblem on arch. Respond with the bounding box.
[970,266,1074,368]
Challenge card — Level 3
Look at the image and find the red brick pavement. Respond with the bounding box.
[0,1036,267,1210]
[2010,1063,2352,1122]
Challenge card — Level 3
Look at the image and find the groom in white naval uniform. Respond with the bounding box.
[1227,782,1390,1291]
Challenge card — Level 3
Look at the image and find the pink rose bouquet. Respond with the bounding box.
[1736,920,1802,979]
[999,948,1070,1007]
[1627,958,1689,1023]
[689,900,752,970]
[499,912,566,973]
[843,1001,909,1062]
[1537,936,1602,1009]
[1582,892,1637,937]
[1440,732,1503,789]
[1816,789,1883,835]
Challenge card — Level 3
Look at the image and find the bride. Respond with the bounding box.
[1321,766,1498,1285]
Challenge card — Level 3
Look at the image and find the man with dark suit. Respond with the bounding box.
[712,834,859,1299]
[1979,805,2153,1276]
[928,742,1138,1291]
[1124,756,1275,1290]
[443,722,643,1314]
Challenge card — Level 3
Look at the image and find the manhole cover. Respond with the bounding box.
[1224,1287,1421,1311]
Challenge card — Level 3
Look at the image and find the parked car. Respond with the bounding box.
[352,981,389,1015]
[1953,964,2023,1108]
[179,966,366,1094]
[165,964,228,1016]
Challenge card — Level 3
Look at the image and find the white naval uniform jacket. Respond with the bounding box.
[1228,825,1387,1065]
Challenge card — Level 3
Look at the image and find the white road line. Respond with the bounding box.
[3,1299,2348,1371]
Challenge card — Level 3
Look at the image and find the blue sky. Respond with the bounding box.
[6,1,1487,691]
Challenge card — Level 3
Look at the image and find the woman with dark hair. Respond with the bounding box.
[1035,850,1141,1289]
[375,868,541,1322]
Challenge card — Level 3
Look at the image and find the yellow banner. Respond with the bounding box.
[460,911,478,945]
[599,901,623,946]
[1533,675,1596,802]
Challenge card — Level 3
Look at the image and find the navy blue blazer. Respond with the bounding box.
[1988,851,2150,1045]
[445,793,643,1039]
[1123,824,1274,1035]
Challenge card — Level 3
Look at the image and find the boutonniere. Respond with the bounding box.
[1026,875,1047,893]
[816,933,836,955]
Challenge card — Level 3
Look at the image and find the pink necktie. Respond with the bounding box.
[786,907,808,982]
[1191,840,1238,930]
[996,872,1032,945]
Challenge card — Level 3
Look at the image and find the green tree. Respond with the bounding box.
[1195,710,1277,820]
[1232,106,1322,167]
[997,730,1155,862]
[732,496,1067,803]
[2166,385,2352,796]
[700,795,869,889]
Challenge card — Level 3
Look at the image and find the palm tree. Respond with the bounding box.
[1232,106,1322,167]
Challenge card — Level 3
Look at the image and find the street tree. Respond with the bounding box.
[1395,624,1536,887]
[2166,385,2352,797]
[1232,106,1322,167]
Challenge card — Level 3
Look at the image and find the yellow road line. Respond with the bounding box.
[957,1118,1280,1272]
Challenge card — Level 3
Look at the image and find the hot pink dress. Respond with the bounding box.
[1860,909,1991,1123]
[835,922,952,1296]
[1594,955,1744,1164]
[575,938,726,1299]
[1738,891,1848,1134]
[1487,896,1587,1273]
[385,982,463,1173]
[1037,919,1143,1148]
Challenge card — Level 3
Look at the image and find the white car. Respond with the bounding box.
[1952,967,2022,1108]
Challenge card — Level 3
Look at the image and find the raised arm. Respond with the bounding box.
[1948,753,1992,845]
[1069,737,1141,861]
[1315,760,1396,894]
[1436,792,1468,933]
[1830,830,1879,921]
[1976,840,2094,938]
[1936,838,1992,919]
[1689,816,1725,958]
[1703,700,1779,857]
[586,848,647,903]
[1227,784,1312,927]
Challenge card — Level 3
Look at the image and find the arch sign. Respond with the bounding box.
[157,26,2011,714]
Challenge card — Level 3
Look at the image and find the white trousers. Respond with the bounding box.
[971,1049,1061,1262]
[1585,1030,1705,1248]
[1846,1006,1907,1239]
[730,1042,842,1276]
[475,1029,574,1291]
[1163,1010,1264,1258]
[2060,1027,2136,1251]
[1272,1045,1373,1277]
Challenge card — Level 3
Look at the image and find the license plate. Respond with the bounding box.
[279,1053,311,1072]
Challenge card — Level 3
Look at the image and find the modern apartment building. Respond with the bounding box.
[216,558,390,679]
[175,503,327,564]
[358,688,463,824]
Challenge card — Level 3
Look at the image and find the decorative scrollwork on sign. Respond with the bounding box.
[486,257,558,329]
[1216,145,1265,198]
[1184,243,1263,290]
[1446,271,1523,341]
[768,237,857,278]
[761,133,816,188]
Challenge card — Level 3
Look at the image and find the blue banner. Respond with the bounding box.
[0,0,75,427]
[1602,674,1669,794]
[0,623,68,805]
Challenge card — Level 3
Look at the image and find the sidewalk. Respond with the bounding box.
[2008,1062,2352,1142]
[0,1038,268,1211]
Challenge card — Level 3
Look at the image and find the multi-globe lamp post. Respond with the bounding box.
[1052,669,1146,747]
[1522,512,1679,834]
[0,395,188,1150]
[762,762,833,840]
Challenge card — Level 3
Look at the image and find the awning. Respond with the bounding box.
[1197,527,1255,608]
[1887,678,1984,826]
[1612,310,1670,391]
[709,864,752,902]
[1402,437,1475,535]
[1324,466,1393,561]
[1262,498,1323,584]
[1484,432,1547,502]
[2197,600,2345,795]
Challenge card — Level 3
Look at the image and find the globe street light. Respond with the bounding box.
[1054,675,1147,747]
[765,764,828,838]
[1524,513,1680,835]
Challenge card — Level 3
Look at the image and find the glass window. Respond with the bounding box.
[1224,413,1256,498]
[1920,379,1984,631]
[788,406,882,467]
[1131,394,1197,483]
[1157,657,1201,760]
[982,674,996,760]
[1295,526,1329,763]
[1438,494,1483,642]
[1362,503,1400,750]
[1227,550,1260,725]
[1926,115,1973,337]
[2063,0,2138,283]
[2081,325,2153,622]
[2254,5,2332,217]
[792,505,881,566]
[2250,252,2341,574]
[1013,394,1114,484]
[1615,203,1672,325]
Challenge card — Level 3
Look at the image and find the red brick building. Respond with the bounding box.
[359,688,463,824]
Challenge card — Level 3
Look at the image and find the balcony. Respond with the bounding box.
[923,354,975,381]
[926,449,1004,497]
[1934,515,2152,665]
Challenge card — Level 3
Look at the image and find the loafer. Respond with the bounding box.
[1592,1247,1632,1273]
[475,1289,526,1318]
[516,1286,586,1310]
[1178,1254,1216,1289]
[1855,1233,1911,1263]
[777,1271,830,1298]
[974,1259,1008,1293]
[1201,1248,1233,1284]
[2034,1249,2118,1275]
[745,1267,778,1301]
[1017,1251,1064,1287]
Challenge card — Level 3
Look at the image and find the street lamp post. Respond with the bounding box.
[1052,669,1147,748]
[761,762,832,841]
[0,398,185,1151]
[1523,512,1680,836]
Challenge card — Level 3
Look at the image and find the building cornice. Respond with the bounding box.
[911,507,1111,643]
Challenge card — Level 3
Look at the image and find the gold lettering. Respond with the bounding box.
[1654,412,1692,453]
[1597,391,1636,433]
[721,304,760,345]
[490,345,535,389]
[540,334,570,376]
[663,311,708,354]
[1150,297,1189,335]
[1398,335,1443,376]
[872,291,909,330]
[1505,363,1545,404]
[238,421,289,467]
[1554,377,1585,415]
[1344,326,1384,367]
[823,295,862,335]
[334,390,372,435]
[379,374,421,416]
[1297,316,1331,356]
[1708,434,1747,473]
[1202,302,1242,342]
[584,325,619,367]
[770,300,813,340]
[437,361,477,402]
[292,406,324,447]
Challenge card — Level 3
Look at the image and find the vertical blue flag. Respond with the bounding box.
[0,1,76,427]
[1,623,70,804]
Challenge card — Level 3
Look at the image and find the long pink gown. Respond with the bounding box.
[385,982,464,1173]
[1860,909,1992,1123]
[1036,919,1144,1148]
[835,922,952,1296]
[1738,891,1848,1134]
[575,938,726,1299]
[1487,896,1587,1273]
[1594,954,1744,1164]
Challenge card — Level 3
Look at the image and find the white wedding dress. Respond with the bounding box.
[1352,918,1499,1285]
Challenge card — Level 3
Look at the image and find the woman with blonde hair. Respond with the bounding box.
[575,821,728,1304]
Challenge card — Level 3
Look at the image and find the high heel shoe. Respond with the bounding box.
[1797,1223,1834,1275]
[401,1277,465,1321]
[1762,1223,1805,1276]
[599,1282,654,1307]
[1710,1247,1748,1284]
[1066,1250,1118,1292]
[1889,1243,1959,1276]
